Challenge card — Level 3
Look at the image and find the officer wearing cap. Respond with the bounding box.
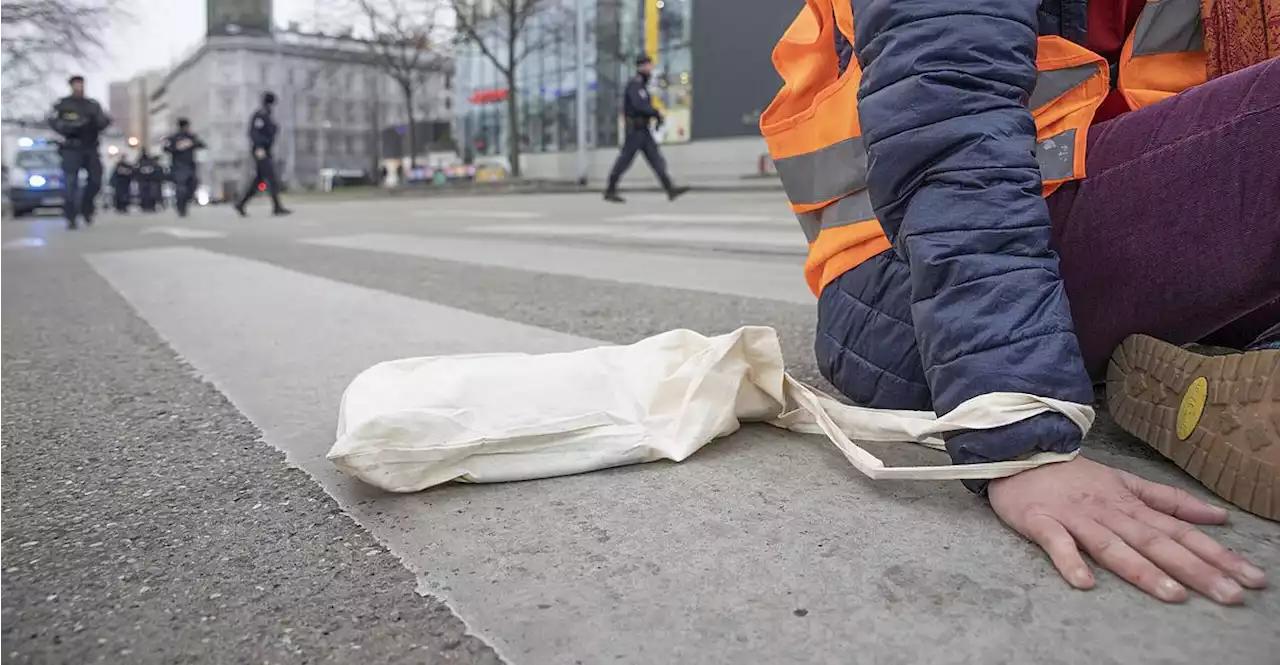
[603,54,688,203]
[47,75,111,229]
[234,91,291,217]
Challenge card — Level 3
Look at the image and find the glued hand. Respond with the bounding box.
[988,457,1267,603]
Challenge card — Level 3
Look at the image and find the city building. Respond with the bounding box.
[105,69,167,149]
[454,0,799,184]
[151,26,453,196]
[107,81,132,141]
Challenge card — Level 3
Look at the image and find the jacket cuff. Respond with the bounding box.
[946,412,1083,493]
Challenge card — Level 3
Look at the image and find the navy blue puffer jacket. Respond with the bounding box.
[815,0,1094,487]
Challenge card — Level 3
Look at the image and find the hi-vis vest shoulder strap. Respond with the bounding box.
[1119,0,1208,109]
[761,0,1204,298]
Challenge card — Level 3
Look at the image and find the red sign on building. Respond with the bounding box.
[468,88,510,104]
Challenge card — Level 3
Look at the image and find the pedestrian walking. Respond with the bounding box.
[47,75,110,229]
[234,92,291,217]
[603,55,688,204]
[162,118,207,218]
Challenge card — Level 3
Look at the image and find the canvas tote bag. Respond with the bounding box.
[328,327,1093,492]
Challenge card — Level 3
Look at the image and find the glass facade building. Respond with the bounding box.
[455,0,720,160]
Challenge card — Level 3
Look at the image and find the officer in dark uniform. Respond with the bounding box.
[109,155,134,213]
[134,149,161,212]
[234,91,291,217]
[162,118,207,217]
[47,75,111,229]
[603,55,688,204]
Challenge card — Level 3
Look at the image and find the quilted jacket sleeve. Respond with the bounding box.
[847,0,1094,474]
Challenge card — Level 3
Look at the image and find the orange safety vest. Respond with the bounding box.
[761,0,1208,297]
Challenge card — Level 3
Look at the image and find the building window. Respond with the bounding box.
[260,62,272,84]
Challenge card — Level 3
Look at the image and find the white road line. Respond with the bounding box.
[304,233,812,303]
[3,237,47,249]
[606,213,788,224]
[469,223,804,250]
[84,246,1280,665]
[412,209,546,219]
[141,226,228,239]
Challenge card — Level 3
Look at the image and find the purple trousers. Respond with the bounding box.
[1048,58,1280,377]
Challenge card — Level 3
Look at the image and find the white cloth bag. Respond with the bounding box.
[328,327,1093,492]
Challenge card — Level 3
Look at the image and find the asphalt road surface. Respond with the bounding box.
[3,193,1278,664]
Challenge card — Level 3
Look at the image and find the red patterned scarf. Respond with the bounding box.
[1201,0,1280,78]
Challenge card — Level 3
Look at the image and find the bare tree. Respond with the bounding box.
[1,0,113,115]
[450,0,570,177]
[351,0,451,170]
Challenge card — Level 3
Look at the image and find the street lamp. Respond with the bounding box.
[127,136,140,147]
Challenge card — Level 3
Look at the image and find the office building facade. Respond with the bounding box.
[152,28,453,195]
[454,0,800,182]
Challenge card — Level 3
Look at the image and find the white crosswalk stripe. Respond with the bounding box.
[305,233,812,303]
[605,213,791,224]
[466,223,806,251]
[141,227,228,239]
[3,237,47,249]
[413,209,547,219]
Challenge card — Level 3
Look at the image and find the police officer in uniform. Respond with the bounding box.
[603,55,688,204]
[47,75,111,229]
[162,118,207,217]
[234,91,291,217]
[109,155,134,213]
[134,149,161,212]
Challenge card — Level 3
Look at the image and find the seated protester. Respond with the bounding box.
[761,0,1276,604]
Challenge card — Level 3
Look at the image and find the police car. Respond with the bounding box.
[7,137,69,217]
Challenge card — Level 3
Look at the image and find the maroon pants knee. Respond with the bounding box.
[1047,59,1280,378]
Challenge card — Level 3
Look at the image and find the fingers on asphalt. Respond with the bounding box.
[1063,515,1189,603]
[1123,472,1229,525]
[1132,505,1269,590]
[1024,513,1094,589]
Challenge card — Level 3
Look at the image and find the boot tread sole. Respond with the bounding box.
[1107,334,1279,521]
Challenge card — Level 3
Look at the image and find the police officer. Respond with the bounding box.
[109,155,134,213]
[603,55,688,204]
[234,91,291,217]
[134,149,162,212]
[47,75,111,229]
[162,118,207,217]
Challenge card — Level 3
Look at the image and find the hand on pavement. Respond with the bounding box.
[988,457,1268,604]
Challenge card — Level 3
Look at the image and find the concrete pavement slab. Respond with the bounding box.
[86,245,1280,665]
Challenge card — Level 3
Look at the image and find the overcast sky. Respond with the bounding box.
[81,0,320,101]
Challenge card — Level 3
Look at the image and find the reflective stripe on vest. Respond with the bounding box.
[1119,0,1207,110]
[774,136,866,207]
[760,0,1109,297]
